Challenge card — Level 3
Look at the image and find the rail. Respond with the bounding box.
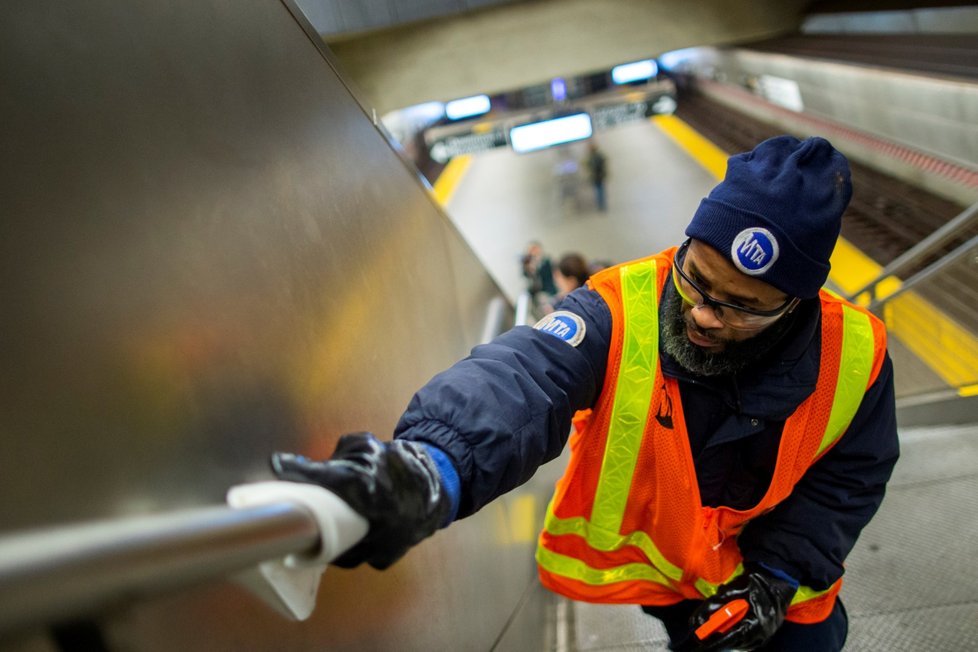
[481,296,509,344]
[847,200,978,304]
[867,231,978,313]
[0,297,520,636]
[484,293,532,344]
[515,291,534,327]
[0,482,368,635]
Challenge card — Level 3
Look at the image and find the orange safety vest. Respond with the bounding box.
[536,247,887,624]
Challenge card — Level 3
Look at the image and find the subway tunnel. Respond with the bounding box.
[1,1,977,650]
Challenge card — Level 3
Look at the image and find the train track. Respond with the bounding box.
[744,34,978,84]
[674,88,974,274]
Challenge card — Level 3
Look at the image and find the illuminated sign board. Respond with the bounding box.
[592,102,650,129]
[445,94,491,120]
[428,129,508,163]
[591,93,677,129]
[509,113,593,154]
[611,59,658,84]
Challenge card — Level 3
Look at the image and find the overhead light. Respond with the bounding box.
[611,60,658,84]
[445,94,491,120]
[657,48,700,72]
[551,78,567,102]
[509,113,593,154]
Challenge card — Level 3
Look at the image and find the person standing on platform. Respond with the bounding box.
[551,252,591,310]
[586,141,608,211]
[271,136,898,652]
[522,240,558,308]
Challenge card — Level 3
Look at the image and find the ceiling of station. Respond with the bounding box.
[293,0,961,114]
[300,0,815,113]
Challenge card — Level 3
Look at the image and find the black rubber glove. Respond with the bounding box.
[684,565,798,652]
[270,432,453,570]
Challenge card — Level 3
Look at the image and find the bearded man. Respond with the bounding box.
[273,135,899,652]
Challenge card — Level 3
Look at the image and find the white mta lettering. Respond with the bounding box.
[544,320,571,337]
[738,236,768,265]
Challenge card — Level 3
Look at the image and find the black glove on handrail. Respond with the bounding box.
[270,432,453,570]
[684,564,798,652]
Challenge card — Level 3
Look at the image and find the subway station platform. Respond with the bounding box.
[439,117,978,650]
[440,118,713,303]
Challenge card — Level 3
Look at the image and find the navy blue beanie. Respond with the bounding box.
[685,135,852,299]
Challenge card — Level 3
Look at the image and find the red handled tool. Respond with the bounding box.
[694,598,749,641]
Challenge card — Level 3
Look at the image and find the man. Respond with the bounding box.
[586,141,608,211]
[272,136,899,651]
[522,240,558,301]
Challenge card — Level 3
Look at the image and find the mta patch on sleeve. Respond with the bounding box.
[533,310,586,347]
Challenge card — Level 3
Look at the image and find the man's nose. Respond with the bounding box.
[690,303,725,329]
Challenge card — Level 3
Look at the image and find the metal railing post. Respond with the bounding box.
[847,201,978,303]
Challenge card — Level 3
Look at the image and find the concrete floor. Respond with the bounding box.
[442,117,978,650]
[569,422,978,651]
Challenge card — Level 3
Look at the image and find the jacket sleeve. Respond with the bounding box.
[738,352,900,589]
[394,288,612,519]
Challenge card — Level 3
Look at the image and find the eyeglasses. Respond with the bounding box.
[672,239,798,330]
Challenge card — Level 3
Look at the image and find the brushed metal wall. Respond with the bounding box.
[0,1,553,649]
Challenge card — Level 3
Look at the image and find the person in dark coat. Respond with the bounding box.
[522,240,558,307]
[586,141,608,211]
[547,251,590,312]
[272,136,899,652]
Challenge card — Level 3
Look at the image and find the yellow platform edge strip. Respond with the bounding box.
[958,384,978,398]
[431,154,472,207]
[652,114,728,181]
[652,114,978,390]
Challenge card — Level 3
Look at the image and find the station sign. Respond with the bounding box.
[591,93,677,130]
[428,129,508,163]
[509,113,593,154]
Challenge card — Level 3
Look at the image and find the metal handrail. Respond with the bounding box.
[847,200,978,303]
[0,502,320,634]
[481,296,509,344]
[482,292,534,345]
[868,230,978,312]
[0,293,526,635]
[515,291,533,327]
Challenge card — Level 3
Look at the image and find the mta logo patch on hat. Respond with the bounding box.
[684,135,853,298]
[731,228,779,275]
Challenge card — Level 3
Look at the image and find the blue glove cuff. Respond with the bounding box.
[756,561,800,589]
[420,443,461,527]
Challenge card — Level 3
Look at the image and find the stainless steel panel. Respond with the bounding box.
[1,0,547,649]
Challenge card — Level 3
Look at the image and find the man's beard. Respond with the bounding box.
[661,285,796,377]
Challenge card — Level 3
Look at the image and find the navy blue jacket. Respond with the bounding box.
[395,280,899,591]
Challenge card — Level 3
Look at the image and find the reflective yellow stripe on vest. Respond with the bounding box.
[592,261,659,533]
[817,305,874,457]
[540,270,877,598]
[539,260,684,586]
[698,564,837,607]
